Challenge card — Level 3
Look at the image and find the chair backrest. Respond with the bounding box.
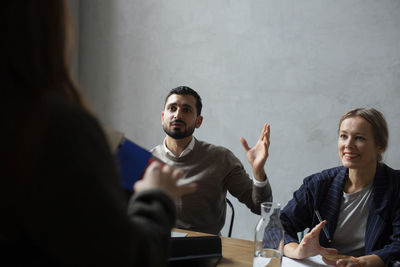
[226,198,235,237]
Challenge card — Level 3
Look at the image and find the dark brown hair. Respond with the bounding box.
[165,86,203,115]
[2,0,84,106]
[1,0,86,220]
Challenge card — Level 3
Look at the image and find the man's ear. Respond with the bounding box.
[195,115,203,128]
[161,111,164,125]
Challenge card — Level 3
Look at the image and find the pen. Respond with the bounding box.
[306,187,331,242]
[314,207,331,243]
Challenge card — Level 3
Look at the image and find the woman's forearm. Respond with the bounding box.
[283,242,301,259]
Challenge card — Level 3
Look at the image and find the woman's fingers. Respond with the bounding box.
[321,256,337,266]
[137,161,197,200]
[171,168,183,181]
[296,220,336,259]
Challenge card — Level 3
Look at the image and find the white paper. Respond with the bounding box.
[282,255,328,266]
[171,231,188,238]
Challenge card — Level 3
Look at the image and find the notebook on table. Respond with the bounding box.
[168,235,222,267]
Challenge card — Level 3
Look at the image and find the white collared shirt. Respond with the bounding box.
[163,136,196,158]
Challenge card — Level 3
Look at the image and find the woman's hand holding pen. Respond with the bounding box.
[284,220,338,259]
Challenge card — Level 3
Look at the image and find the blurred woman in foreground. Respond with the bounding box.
[281,107,400,266]
[1,1,195,266]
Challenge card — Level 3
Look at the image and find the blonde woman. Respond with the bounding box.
[281,108,400,267]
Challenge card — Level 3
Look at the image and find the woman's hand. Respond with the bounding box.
[322,257,360,267]
[134,161,197,200]
[322,254,385,267]
[284,221,338,259]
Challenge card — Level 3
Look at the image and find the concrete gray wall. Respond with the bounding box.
[73,0,400,240]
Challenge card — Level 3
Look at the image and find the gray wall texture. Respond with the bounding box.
[72,0,400,240]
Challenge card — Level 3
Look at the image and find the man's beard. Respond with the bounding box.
[163,120,196,139]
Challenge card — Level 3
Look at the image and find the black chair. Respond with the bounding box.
[226,198,235,237]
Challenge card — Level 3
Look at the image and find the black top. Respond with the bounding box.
[1,93,176,266]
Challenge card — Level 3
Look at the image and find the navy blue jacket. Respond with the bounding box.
[280,164,400,264]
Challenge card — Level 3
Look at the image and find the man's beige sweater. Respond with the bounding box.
[151,138,272,234]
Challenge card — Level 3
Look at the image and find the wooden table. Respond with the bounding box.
[173,228,253,266]
[172,229,328,267]
[219,235,254,266]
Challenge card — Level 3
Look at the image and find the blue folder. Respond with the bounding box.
[116,138,152,193]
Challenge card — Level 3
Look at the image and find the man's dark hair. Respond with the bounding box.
[165,86,202,116]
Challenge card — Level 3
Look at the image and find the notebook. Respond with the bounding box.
[116,138,154,193]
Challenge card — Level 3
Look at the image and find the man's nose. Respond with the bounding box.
[174,108,182,119]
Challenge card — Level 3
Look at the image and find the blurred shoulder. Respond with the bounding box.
[40,92,99,128]
[40,92,93,119]
[39,92,107,146]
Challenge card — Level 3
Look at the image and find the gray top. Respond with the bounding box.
[332,183,373,256]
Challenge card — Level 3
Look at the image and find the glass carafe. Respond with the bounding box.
[253,202,284,267]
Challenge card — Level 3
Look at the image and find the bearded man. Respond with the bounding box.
[151,86,273,234]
